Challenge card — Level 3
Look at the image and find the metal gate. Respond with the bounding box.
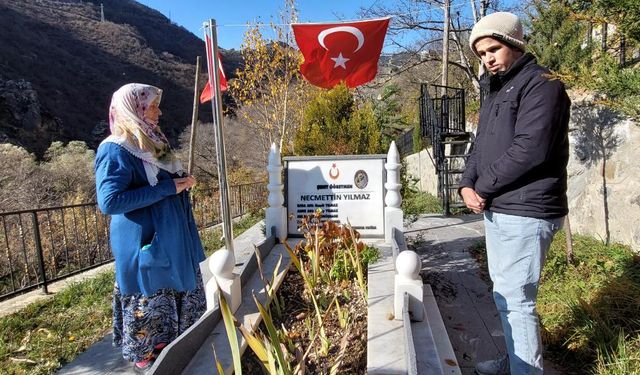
[419,84,473,215]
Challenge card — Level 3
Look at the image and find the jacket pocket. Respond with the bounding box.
[491,100,519,135]
[138,233,170,269]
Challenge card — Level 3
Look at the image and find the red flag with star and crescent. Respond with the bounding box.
[292,17,390,89]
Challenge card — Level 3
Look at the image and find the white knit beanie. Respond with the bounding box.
[469,12,526,59]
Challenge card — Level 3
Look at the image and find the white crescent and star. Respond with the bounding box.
[317,26,365,70]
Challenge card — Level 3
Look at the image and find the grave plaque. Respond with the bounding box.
[285,155,386,237]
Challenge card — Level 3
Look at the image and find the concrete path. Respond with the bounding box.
[407,214,566,375]
[57,334,131,374]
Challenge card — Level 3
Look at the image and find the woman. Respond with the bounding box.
[95,83,206,372]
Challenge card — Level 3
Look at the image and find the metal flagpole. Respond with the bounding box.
[204,19,234,254]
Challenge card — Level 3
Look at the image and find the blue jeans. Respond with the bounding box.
[484,211,563,375]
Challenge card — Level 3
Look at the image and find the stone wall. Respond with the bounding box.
[405,148,438,195]
[567,100,640,251]
[405,99,640,251]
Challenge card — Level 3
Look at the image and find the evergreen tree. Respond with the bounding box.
[294,84,381,156]
[527,1,593,73]
[592,0,640,43]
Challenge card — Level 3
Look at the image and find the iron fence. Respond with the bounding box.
[419,83,471,215]
[190,182,267,229]
[420,84,466,141]
[0,181,266,301]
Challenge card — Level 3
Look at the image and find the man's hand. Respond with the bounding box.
[461,187,486,214]
[174,175,196,194]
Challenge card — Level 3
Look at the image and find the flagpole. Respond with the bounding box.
[205,19,235,255]
[188,56,201,175]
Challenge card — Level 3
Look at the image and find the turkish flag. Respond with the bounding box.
[292,17,390,89]
[200,34,228,104]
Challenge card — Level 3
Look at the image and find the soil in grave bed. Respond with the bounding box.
[241,268,368,374]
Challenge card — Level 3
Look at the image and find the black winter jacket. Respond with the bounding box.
[460,53,570,218]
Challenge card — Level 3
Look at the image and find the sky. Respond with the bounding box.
[136,0,378,50]
[135,0,520,52]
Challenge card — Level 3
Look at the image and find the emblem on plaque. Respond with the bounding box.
[354,170,368,189]
[329,163,340,180]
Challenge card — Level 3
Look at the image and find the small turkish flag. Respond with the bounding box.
[200,34,228,104]
[292,17,390,89]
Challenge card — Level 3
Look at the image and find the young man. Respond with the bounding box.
[460,12,571,375]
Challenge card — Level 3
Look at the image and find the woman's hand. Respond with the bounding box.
[174,175,196,194]
[461,187,486,214]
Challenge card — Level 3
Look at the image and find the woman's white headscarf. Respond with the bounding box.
[109,83,169,148]
[103,83,183,186]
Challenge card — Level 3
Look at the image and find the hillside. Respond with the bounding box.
[0,0,243,156]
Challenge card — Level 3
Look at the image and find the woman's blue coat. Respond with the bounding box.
[95,142,205,296]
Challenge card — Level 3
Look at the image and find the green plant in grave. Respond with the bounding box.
[218,290,299,375]
[291,210,379,299]
[254,245,285,319]
[217,292,243,375]
[334,298,349,329]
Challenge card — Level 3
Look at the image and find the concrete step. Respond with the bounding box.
[448,203,467,209]
[441,141,471,145]
[444,154,470,158]
[411,291,443,374]
[367,244,408,374]
[423,284,462,375]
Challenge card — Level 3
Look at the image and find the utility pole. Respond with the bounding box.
[480,0,489,17]
[441,0,450,93]
[470,0,478,22]
[477,0,490,77]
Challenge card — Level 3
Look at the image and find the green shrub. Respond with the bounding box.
[401,170,441,222]
[581,55,640,119]
[294,83,382,156]
[402,190,441,223]
[538,232,640,373]
[470,231,640,373]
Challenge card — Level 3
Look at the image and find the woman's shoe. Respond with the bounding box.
[153,342,167,356]
[133,358,155,374]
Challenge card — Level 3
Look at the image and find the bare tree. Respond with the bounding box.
[361,0,505,92]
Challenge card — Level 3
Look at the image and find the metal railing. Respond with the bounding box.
[0,181,266,301]
[0,203,112,301]
[420,83,466,142]
[190,182,267,229]
[419,83,471,215]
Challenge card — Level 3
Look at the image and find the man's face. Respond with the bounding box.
[474,37,522,74]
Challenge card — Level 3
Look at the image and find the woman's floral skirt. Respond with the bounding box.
[112,270,206,363]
